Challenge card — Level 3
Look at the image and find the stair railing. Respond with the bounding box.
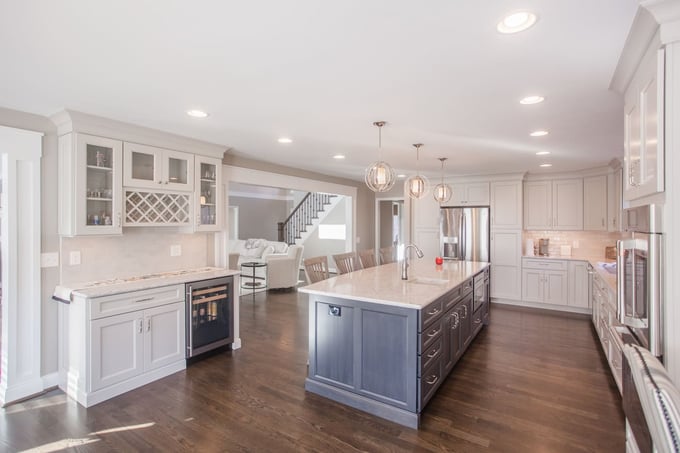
[278,192,334,244]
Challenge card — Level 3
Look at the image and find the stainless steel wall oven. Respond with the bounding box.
[186,276,234,358]
[616,204,663,357]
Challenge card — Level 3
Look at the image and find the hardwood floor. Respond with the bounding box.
[0,291,624,452]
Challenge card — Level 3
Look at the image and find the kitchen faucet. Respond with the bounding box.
[401,244,424,280]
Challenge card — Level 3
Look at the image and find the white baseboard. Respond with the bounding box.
[42,372,59,389]
[491,298,592,315]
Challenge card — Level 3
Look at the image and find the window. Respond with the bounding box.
[318,224,346,240]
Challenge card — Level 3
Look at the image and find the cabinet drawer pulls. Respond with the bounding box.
[425,375,439,385]
[427,327,441,338]
[427,347,439,359]
[137,319,143,334]
[474,317,482,324]
[146,318,151,332]
[427,307,440,316]
[135,297,155,303]
[461,305,468,318]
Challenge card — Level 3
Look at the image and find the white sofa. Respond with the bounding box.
[229,239,304,290]
[229,238,289,269]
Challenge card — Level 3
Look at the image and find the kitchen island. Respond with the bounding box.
[299,260,490,428]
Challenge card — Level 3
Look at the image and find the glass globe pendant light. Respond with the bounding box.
[365,121,396,192]
[406,143,430,199]
[433,157,453,204]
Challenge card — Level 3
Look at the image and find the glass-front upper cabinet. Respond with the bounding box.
[58,133,123,236]
[195,156,222,232]
[123,142,194,191]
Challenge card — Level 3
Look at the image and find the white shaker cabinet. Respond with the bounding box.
[490,230,522,300]
[568,261,590,308]
[58,133,123,236]
[490,181,522,229]
[450,182,489,206]
[64,284,186,407]
[411,195,441,258]
[623,44,664,201]
[607,169,622,232]
[583,175,607,231]
[522,258,568,306]
[124,142,194,191]
[524,179,583,230]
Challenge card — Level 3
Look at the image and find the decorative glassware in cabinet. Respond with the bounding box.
[199,162,217,226]
[86,144,114,227]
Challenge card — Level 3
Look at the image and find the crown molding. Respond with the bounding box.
[643,0,680,44]
[49,109,227,159]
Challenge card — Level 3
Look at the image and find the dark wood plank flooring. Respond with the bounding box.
[0,291,624,452]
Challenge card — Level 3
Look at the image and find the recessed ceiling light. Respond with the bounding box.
[277,137,293,144]
[520,95,545,105]
[530,130,549,137]
[333,154,345,159]
[497,11,538,34]
[540,163,553,168]
[186,109,209,118]
[397,174,407,178]
[536,151,551,156]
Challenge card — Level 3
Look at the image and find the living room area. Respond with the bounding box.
[227,178,353,293]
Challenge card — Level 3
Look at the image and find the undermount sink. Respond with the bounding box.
[409,277,448,286]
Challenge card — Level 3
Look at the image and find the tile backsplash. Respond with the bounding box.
[522,230,629,259]
[60,228,213,284]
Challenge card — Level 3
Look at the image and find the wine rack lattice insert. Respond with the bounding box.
[125,191,191,225]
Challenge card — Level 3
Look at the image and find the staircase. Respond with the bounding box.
[278,192,340,245]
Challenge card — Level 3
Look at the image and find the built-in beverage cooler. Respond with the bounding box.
[186,276,234,358]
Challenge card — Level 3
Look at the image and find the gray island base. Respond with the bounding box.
[299,260,490,428]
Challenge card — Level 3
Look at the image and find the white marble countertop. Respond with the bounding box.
[54,267,240,301]
[299,260,489,309]
[523,254,616,294]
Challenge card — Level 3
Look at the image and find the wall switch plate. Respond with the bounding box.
[356,236,361,244]
[572,240,580,249]
[40,252,59,268]
[69,251,81,266]
[170,245,182,257]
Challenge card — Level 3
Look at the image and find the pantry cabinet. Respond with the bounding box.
[123,142,194,191]
[490,181,522,229]
[623,44,664,201]
[58,133,123,236]
[607,169,622,232]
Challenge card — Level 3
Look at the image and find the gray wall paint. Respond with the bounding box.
[229,195,290,241]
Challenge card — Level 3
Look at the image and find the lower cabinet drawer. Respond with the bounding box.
[418,338,443,374]
[418,320,443,353]
[471,304,485,335]
[90,284,185,320]
[419,359,442,409]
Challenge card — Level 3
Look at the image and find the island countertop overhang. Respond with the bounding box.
[299,260,489,309]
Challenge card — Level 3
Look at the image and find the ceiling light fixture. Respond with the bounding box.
[406,143,430,199]
[433,158,453,204]
[277,137,293,144]
[497,11,538,34]
[530,130,549,137]
[520,95,545,105]
[333,154,345,159]
[365,121,396,192]
[536,151,551,156]
[186,109,209,118]
[540,163,553,168]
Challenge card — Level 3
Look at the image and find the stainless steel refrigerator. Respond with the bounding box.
[440,206,490,262]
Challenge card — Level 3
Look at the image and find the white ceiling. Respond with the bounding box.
[0,1,638,181]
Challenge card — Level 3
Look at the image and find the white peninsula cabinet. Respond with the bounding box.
[524,179,583,230]
[58,133,123,236]
[65,285,186,407]
[123,142,194,191]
